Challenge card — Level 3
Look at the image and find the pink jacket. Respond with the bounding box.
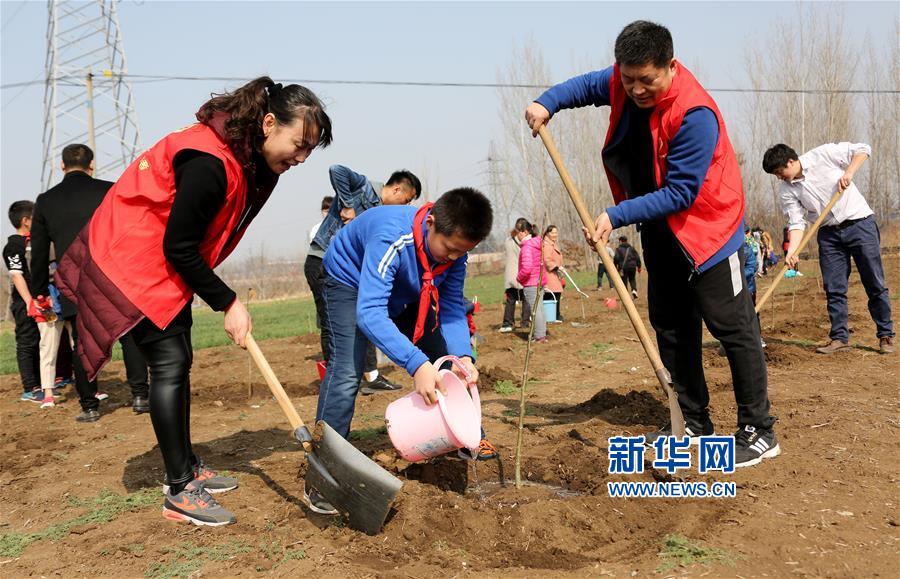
[542,239,564,293]
[516,236,546,287]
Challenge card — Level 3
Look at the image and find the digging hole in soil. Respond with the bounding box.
[399,454,582,499]
[467,480,581,499]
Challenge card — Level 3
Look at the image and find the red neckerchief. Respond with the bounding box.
[412,203,454,344]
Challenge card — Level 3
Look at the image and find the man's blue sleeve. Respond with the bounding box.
[356,234,429,376]
[437,256,474,360]
[329,164,369,208]
[535,67,613,115]
[606,108,719,228]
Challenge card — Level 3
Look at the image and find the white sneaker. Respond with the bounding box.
[95,392,109,401]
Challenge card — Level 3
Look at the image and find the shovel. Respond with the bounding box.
[245,333,402,535]
[537,125,686,437]
[559,266,590,299]
[755,188,844,312]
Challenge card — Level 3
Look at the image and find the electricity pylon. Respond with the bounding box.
[41,0,141,190]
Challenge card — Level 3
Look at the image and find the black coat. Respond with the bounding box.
[614,242,642,271]
[30,170,113,318]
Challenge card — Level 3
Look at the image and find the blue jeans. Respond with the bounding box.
[817,216,894,342]
[316,277,370,438]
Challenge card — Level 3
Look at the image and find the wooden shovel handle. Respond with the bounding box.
[537,125,666,375]
[755,188,845,313]
[245,333,312,450]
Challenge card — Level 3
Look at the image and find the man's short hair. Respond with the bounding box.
[762,144,799,174]
[61,143,94,170]
[321,195,334,211]
[8,200,34,228]
[614,20,674,68]
[386,170,422,200]
[431,187,493,243]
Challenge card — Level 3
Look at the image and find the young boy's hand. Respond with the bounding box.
[454,357,479,385]
[414,362,447,406]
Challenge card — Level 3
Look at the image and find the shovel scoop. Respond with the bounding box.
[246,334,403,535]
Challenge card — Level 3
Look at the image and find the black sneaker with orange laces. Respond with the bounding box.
[458,439,500,461]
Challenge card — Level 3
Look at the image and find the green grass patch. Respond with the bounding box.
[0,270,600,376]
[256,538,306,570]
[578,341,615,361]
[0,488,158,557]
[145,541,251,578]
[492,379,519,396]
[348,425,387,441]
[0,327,16,375]
[354,412,383,425]
[655,534,738,573]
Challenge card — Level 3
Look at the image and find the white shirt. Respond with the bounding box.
[778,142,873,231]
[308,220,323,244]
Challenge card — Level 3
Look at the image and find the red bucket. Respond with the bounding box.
[316,360,327,381]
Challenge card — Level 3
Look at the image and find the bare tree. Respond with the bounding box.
[739,3,897,238]
[862,25,900,221]
[495,38,633,270]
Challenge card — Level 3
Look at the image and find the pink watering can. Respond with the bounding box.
[385,356,482,462]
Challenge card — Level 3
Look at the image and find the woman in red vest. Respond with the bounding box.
[58,77,332,525]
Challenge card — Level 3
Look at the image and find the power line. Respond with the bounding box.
[0,0,27,33]
[2,73,899,94]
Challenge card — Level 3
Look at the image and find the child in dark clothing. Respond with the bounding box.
[3,201,41,401]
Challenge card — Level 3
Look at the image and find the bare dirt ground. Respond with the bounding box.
[1,256,898,577]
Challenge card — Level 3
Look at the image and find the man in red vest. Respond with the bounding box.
[526,21,779,468]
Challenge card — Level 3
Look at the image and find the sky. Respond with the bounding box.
[1,1,897,259]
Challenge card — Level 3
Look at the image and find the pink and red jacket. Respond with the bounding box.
[516,236,546,287]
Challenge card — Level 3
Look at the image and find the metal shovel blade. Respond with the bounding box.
[305,420,403,535]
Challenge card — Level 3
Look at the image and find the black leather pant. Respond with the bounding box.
[135,331,196,486]
[119,333,149,398]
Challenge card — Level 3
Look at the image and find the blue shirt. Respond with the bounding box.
[536,66,743,272]
[310,165,382,256]
[323,205,472,375]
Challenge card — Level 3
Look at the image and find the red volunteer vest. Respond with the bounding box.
[605,62,745,267]
[87,123,248,329]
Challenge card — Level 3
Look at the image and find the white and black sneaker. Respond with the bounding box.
[646,417,715,445]
[360,375,403,396]
[302,483,339,516]
[734,425,781,468]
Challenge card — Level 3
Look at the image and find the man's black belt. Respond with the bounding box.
[822,215,871,230]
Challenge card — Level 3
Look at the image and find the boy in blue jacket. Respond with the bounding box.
[306,188,494,514]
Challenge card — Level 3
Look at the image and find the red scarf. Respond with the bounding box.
[412,203,453,344]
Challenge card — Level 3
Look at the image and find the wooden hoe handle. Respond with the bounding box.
[755,188,845,313]
[537,125,685,436]
[245,333,313,452]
